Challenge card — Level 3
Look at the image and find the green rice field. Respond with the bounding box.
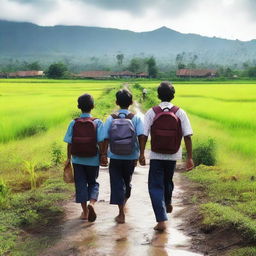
[0,78,256,255]
[0,79,120,143]
[1,79,255,178]
[0,79,120,181]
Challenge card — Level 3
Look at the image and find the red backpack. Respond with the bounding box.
[151,106,182,154]
[71,117,97,157]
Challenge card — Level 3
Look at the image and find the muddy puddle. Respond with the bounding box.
[41,165,202,256]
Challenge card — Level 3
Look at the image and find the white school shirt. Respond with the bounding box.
[143,102,193,160]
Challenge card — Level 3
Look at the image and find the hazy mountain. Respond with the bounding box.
[1,20,256,65]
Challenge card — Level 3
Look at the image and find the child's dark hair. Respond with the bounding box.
[157,81,175,102]
[77,94,94,112]
[116,89,133,108]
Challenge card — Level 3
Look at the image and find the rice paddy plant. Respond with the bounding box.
[23,161,37,190]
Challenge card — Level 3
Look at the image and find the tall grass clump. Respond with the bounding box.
[23,161,37,190]
[201,203,256,241]
[193,138,216,166]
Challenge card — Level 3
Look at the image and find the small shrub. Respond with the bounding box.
[51,142,64,166]
[193,138,216,166]
[133,83,143,90]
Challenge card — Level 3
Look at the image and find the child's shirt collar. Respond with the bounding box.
[159,102,174,109]
[116,109,130,118]
[118,109,130,114]
[80,113,92,118]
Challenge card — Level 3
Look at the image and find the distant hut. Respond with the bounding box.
[176,69,217,78]
[136,72,149,78]
[110,71,136,79]
[8,70,44,78]
[0,72,7,78]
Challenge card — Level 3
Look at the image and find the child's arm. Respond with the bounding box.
[138,109,153,166]
[184,135,194,171]
[139,135,147,165]
[65,143,72,167]
[64,120,75,167]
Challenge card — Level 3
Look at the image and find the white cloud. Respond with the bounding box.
[0,0,256,41]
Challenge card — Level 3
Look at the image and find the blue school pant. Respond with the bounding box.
[109,159,135,205]
[73,163,99,203]
[148,160,176,222]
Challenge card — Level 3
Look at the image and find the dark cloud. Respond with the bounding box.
[9,0,57,10]
[81,0,199,15]
[8,0,199,16]
[10,0,41,2]
[245,0,256,19]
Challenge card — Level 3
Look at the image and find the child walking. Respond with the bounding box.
[102,89,144,224]
[139,81,194,231]
[64,93,104,222]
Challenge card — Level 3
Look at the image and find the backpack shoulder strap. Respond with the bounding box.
[75,117,97,122]
[170,106,180,114]
[152,106,162,114]
[111,113,118,119]
[126,113,135,120]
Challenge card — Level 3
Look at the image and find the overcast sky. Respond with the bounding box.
[0,0,256,41]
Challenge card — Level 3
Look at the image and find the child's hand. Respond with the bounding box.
[100,155,108,167]
[139,154,146,166]
[186,158,194,171]
[64,159,71,168]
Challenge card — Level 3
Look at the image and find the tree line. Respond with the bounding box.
[1,53,256,79]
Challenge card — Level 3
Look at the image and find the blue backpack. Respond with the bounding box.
[109,113,136,155]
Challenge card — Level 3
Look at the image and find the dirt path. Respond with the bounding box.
[41,102,202,256]
[41,166,202,256]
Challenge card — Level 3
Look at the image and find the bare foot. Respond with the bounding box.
[115,214,125,224]
[154,222,167,231]
[88,204,97,222]
[166,204,173,213]
[80,211,88,220]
